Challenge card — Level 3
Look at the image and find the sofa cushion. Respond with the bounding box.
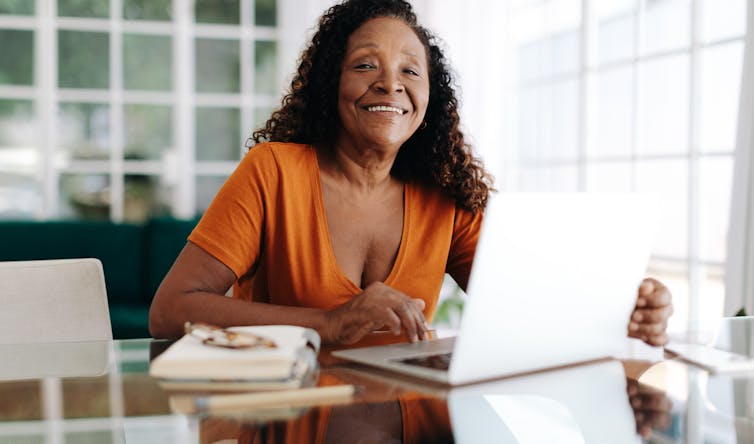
[144,217,199,303]
[0,221,145,308]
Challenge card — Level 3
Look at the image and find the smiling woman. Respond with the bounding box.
[148,0,672,348]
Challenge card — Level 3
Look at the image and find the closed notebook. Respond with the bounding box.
[150,325,320,391]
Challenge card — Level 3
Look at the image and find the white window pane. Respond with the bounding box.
[698,265,725,329]
[125,175,169,223]
[647,259,688,333]
[518,87,543,163]
[196,175,227,213]
[548,0,582,32]
[547,78,579,160]
[639,0,690,56]
[59,174,111,220]
[518,38,551,82]
[517,166,547,191]
[636,159,688,258]
[517,165,578,191]
[593,0,636,18]
[0,99,36,148]
[58,102,111,161]
[587,66,632,158]
[699,42,744,153]
[0,174,40,218]
[698,156,734,263]
[596,12,635,65]
[585,162,632,191]
[518,41,539,82]
[551,30,579,75]
[700,0,746,44]
[637,54,689,155]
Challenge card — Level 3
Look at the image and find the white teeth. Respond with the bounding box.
[366,105,404,114]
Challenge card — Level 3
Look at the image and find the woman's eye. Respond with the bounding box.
[355,63,374,69]
[404,68,420,76]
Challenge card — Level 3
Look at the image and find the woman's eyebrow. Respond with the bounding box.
[347,43,379,56]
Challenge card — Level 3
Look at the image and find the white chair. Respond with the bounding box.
[0,258,113,344]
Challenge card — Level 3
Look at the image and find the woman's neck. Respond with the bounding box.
[318,141,399,194]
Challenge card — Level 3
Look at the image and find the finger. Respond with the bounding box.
[645,332,669,346]
[628,319,667,337]
[639,281,672,309]
[632,305,673,324]
[638,279,655,298]
[411,301,429,340]
[376,306,403,336]
[392,299,421,341]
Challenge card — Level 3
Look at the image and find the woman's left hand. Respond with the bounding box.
[628,278,673,346]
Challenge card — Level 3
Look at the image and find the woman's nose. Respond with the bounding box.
[372,69,404,94]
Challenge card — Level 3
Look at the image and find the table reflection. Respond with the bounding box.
[191,360,665,444]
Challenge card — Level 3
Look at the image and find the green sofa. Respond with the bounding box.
[0,217,198,339]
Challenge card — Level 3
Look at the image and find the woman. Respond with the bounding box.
[149,0,672,345]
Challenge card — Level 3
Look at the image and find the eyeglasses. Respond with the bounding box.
[184,321,277,349]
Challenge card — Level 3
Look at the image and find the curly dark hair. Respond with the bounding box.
[251,0,493,212]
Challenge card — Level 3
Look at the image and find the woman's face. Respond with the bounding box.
[337,17,430,154]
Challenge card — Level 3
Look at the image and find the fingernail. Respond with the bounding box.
[633,312,643,322]
[629,322,639,331]
[637,298,647,307]
[632,398,641,408]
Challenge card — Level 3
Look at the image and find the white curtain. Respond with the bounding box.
[725,2,754,317]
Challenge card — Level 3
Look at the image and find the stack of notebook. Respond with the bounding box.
[150,325,320,392]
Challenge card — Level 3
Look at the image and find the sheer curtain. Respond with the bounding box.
[725,2,754,317]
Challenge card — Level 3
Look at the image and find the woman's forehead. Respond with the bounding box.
[345,17,426,59]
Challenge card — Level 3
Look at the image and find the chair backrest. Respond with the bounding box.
[0,258,113,344]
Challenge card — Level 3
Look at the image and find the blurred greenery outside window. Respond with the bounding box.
[195,0,240,24]
[0,0,280,223]
[0,30,33,85]
[123,0,172,21]
[196,107,241,162]
[58,0,108,18]
[123,34,172,91]
[0,0,33,15]
[196,38,240,93]
[58,31,110,89]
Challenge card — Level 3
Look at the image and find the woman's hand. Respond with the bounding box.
[628,278,673,346]
[324,282,428,344]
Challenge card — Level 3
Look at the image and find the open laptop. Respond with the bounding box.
[332,193,659,385]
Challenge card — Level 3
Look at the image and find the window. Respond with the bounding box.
[504,0,747,333]
[0,0,281,222]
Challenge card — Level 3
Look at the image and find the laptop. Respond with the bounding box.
[332,193,659,385]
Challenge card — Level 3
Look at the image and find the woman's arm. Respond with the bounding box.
[149,242,428,343]
[148,242,329,339]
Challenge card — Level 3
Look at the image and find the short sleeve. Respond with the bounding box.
[445,207,483,291]
[188,144,279,278]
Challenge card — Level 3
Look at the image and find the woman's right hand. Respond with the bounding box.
[324,282,428,344]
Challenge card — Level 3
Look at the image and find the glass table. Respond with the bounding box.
[1,317,754,443]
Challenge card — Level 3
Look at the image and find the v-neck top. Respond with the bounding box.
[188,142,482,321]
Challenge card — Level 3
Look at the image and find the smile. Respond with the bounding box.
[364,105,406,115]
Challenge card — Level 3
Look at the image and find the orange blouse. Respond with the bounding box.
[188,142,482,321]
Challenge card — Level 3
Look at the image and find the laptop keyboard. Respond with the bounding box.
[395,352,453,370]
